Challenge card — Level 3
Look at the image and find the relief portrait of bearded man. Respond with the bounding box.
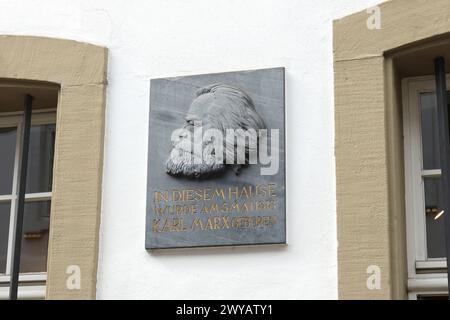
[165,83,266,179]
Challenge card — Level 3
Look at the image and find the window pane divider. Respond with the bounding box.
[0,285,46,300]
[24,192,52,202]
[9,94,33,300]
[0,195,13,203]
[5,118,23,279]
[408,277,448,293]
[0,193,50,203]
[0,272,47,284]
[416,259,448,270]
[422,169,442,178]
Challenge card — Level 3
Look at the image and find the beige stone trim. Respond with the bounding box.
[334,0,450,299]
[0,36,107,299]
[334,0,450,62]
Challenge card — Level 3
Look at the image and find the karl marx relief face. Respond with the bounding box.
[165,83,266,178]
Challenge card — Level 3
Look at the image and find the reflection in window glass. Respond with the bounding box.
[420,93,440,170]
[0,202,11,274]
[0,128,17,195]
[423,178,446,258]
[20,201,51,273]
[26,124,56,194]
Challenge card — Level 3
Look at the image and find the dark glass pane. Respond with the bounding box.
[20,201,50,273]
[448,91,450,133]
[424,178,446,258]
[420,93,440,170]
[0,127,17,195]
[26,124,56,193]
[0,202,11,274]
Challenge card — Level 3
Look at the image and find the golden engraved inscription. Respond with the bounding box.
[151,184,278,233]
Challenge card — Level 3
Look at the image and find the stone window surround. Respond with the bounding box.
[0,35,107,299]
[334,0,450,299]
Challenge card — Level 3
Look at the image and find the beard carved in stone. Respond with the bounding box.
[165,83,266,179]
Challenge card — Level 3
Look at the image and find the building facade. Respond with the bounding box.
[0,0,449,300]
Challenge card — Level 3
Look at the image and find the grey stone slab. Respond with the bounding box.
[146,67,286,249]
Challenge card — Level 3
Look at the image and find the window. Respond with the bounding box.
[403,75,450,299]
[0,110,56,299]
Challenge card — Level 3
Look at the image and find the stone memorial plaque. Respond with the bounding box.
[146,67,286,249]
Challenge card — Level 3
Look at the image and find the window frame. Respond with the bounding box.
[0,108,56,299]
[402,75,450,298]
